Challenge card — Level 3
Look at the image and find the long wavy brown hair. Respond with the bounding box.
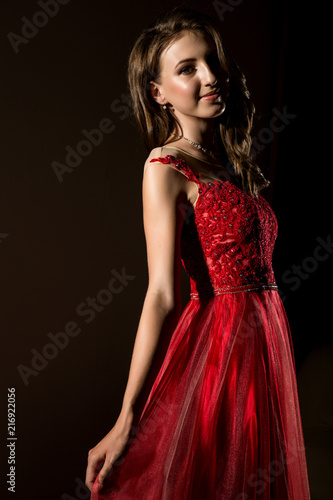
[127,7,269,196]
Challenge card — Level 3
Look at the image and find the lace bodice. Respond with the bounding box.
[150,154,278,300]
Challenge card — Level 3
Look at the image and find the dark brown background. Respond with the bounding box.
[0,1,330,499]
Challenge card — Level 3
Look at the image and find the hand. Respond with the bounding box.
[85,410,133,492]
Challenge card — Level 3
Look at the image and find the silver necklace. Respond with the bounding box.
[171,134,220,156]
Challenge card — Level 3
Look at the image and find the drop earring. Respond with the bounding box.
[162,105,167,109]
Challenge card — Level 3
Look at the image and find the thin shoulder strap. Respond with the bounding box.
[149,155,201,185]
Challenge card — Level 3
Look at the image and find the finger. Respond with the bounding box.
[85,466,97,491]
[98,461,113,489]
[85,456,103,490]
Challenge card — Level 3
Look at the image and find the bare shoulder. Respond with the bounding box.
[143,147,189,201]
[143,147,188,183]
[143,146,165,172]
[144,146,179,168]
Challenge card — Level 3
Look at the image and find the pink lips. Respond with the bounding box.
[200,88,221,100]
[200,92,220,101]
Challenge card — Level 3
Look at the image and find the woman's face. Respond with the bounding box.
[152,30,229,121]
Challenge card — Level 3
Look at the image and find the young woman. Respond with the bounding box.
[85,7,311,499]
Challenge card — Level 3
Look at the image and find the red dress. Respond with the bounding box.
[91,153,311,499]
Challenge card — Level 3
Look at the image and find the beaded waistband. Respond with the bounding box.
[190,283,278,300]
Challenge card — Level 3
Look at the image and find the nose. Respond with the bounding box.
[201,63,219,86]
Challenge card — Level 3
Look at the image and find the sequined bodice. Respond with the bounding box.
[150,154,278,299]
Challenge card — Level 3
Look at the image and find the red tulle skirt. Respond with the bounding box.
[91,290,310,499]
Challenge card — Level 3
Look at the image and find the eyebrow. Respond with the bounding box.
[175,50,218,69]
[175,58,196,68]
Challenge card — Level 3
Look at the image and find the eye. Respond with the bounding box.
[179,66,195,75]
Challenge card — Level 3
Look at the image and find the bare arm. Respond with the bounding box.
[85,161,188,491]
